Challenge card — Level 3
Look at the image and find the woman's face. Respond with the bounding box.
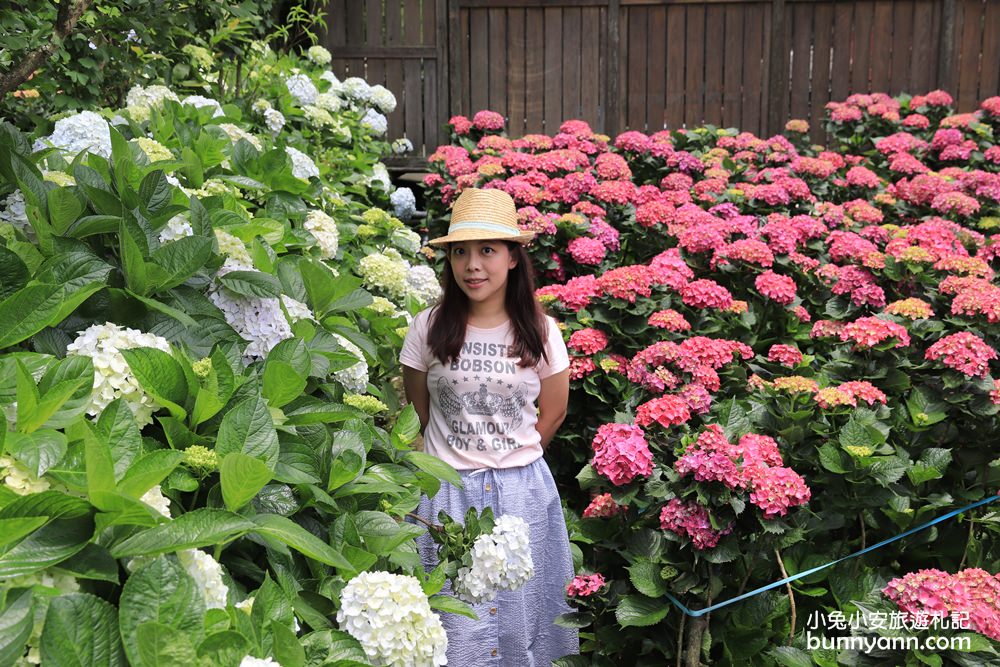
[448,239,517,306]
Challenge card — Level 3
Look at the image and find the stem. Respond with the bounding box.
[684,615,707,667]
[852,515,866,577]
[737,553,759,595]
[406,512,443,533]
[676,613,686,667]
[958,516,975,571]
[774,549,796,645]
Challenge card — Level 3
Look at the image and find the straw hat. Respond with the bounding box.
[427,188,535,246]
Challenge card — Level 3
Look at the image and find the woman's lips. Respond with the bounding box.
[465,278,486,288]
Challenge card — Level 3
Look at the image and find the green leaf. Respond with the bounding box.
[220,453,272,511]
[817,443,848,473]
[0,284,65,347]
[614,595,669,627]
[428,594,479,620]
[139,171,173,216]
[0,589,34,666]
[867,457,909,486]
[120,348,188,413]
[40,593,126,666]
[327,288,374,313]
[839,418,872,451]
[717,398,750,441]
[110,509,255,558]
[84,421,117,502]
[136,623,198,667]
[27,354,94,431]
[404,451,463,490]
[391,404,421,448]
[262,361,307,409]
[118,556,205,667]
[270,621,306,667]
[120,220,149,296]
[0,516,48,549]
[149,236,213,291]
[283,398,365,425]
[117,450,187,498]
[0,492,95,577]
[218,271,282,299]
[216,396,279,469]
[354,511,424,555]
[47,187,85,234]
[5,429,67,477]
[96,399,142,481]
[768,646,813,667]
[628,562,667,597]
[0,246,29,299]
[195,631,251,666]
[251,514,353,570]
[299,629,369,664]
[55,543,119,583]
[906,386,948,426]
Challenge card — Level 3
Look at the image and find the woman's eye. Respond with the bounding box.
[482,247,494,254]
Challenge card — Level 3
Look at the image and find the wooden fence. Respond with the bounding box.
[323,0,1000,167]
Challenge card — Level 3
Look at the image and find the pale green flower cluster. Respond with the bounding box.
[307,45,332,66]
[0,455,50,495]
[218,123,263,150]
[303,209,340,259]
[358,249,409,300]
[134,137,173,162]
[343,393,388,415]
[214,229,253,265]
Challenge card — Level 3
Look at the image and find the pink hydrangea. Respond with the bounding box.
[755,271,798,305]
[648,309,691,332]
[659,498,730,550]
[567,236,607,265]
[591,423,654,485]
[568,328,610,355]
[681,279,734,310]
[569,356,598,380]
[746,466,811,519]
[675,425,744,490]
[925,332,998,377]
[767,344,803,367]
[837,380,888,405]
[883,568,1000,639]
[449,115,473,134]
[635,395,692,429]
[582,493,627,519]
[472,110,505,131]
[566,573,607,598]
[840,316,911,349]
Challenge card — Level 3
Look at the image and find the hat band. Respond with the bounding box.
[447,220,520,237]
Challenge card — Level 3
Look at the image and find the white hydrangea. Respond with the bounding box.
[332,333,369,393]
[369,85,397,114]
[307,45,332,66]
[285,74,319,106]
[361,109,388,136]
[391,137,413,155]
[341,77,372,105]
[315,92,343,113]
[215,228,253,265]
[239,658,281,667]
[33,110,112,158]
[166,174,181,187]
[208,259,293,360]
[303,209,339,259]
[391,227,421,255]
[263,108,285,134]
[182,95,225,117]
[453,514,534,604]
[370,162,391,189]
[126,84,179,110]
[320,70,343,93]
[281,295,314,323]
[367,296,401,318]
[302,105,336,128]
[358,249,409,299]
[336,571,447,667]
[218,123,263,150]
[177,549,229,610]
[158,214,194,243]
[252,98,272,114]
[390,187,417,220]
[0,190,29,231]
[1,455,51,495]
[140,485,171,518]
[285,146,319,180]
[65,323,173,427]
[235,597,254,614]
[406,265,442,306]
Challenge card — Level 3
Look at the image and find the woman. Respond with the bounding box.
[400,187,579,665]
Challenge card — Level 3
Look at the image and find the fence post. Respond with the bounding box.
[606,0,621,136]
[937,0,956,91]
[765,0,788,136]
[448,0,462,117]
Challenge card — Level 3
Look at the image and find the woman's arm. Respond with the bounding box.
[402,364,430,435]
[536,368,569,450]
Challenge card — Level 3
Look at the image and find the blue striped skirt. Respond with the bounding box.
[414,457,580,666]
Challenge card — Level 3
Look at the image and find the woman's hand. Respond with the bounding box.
[536,368,569,450]
[402,365,430,435]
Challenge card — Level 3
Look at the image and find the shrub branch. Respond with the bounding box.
[0,0,95,97]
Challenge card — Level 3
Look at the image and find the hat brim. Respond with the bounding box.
[427,229,535,246]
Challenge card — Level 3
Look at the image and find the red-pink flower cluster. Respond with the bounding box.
[839,316,911,349]
[566,573,607,598]
[590,423,654,486]
[568,327,610,355]
[924,332,998,377]
[755,271,798,305]
[659,498,730,550]
[582,493,627,519]
[767,344,803,367]
[635,395,692,429]
[884,568,1000,640]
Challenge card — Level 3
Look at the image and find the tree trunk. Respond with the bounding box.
[0,0,96,97]
[684,615,707,667]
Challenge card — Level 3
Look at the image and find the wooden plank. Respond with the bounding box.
[764,0,786,135]
[938,0,957,91]
[830,1,853,102]
[626,5,647,129]
[889,0,914,95]
[508,8,527,136]
[488,8,507,114]
[525,7,545,132]
[789,2,811,123]
[703,4,725,126]
[870,1,893,90]
[404,0,423,149]
[982,0,1000,98]
[646,5,667,131]
[434,0,448,152]
[665,4,685,129]
[607,0,622,135]
[809,2,834,141]
[387,0,402,47]
[422,0,436,45]
[851,1,874,94]
[366,0,383,46]
[580,6,602,129]
[741,1,764,135]
[956,0,983,110]
[684,4,706,128]
[326,0,348,48]
[909,0,935,94]
[449,1,463,116]
[385,2,404,141]
[458,0,605,6]
[345,0,364,46]
[543,7,563,132]
[424,56,439,154]
[562,7,582,121]
[722,3,744,129]
[328,46,437,58]
[468,9,489,113]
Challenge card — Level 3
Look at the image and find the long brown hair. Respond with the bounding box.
[427,241,549,368]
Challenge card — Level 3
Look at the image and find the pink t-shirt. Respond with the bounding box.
[400,307,569,470]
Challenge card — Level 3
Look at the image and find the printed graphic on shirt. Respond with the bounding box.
[436,373,528,453]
